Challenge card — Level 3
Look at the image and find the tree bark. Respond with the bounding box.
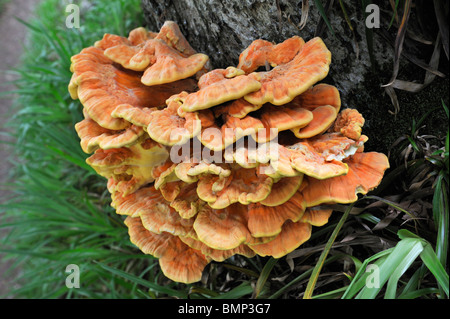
[140,0,449,153]
[141,0,390,98]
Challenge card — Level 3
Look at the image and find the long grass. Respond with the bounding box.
[0,0,448,299]
[0,0,186,299]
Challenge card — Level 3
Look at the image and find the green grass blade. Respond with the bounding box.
[397,265,428,298]
[442,99,449,119]
[398,288,440,299]
[213,282,253,299]
[338,0,353,31]
[303,204,353,299]
[96,262,187,298]
[346,230,449,299]
[267,255,341,299]
[313,0,335,36]
[188,286,220,298]
[432,174,448,269]
[419,244,449,298]
[361,0,376,68]
[384,241,424,299]
[355,238,421,299]
[388,0,400,29]
[222,263,259,278]
[365,195,416,220]
[342,252,391,299]
[254,257,278,298]
[312,286,348,299]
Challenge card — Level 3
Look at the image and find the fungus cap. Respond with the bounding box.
[291,83,341,112]
[87,139,169,195]
[291,105,337,139]
[248,190,306,237]
[69,46,197,130]
[146,93,203,146]
[333,108,365,140]
[300,208,333,227]
[75,117,144,153]
[288,142,349,180]
[308,132,368,161]
[193,203,251,250]
[125,216,208,283]
[248,220,312,258]
[303,152,390,207]
[213,98,263,119]
[180,236,255,262]
[112,185,166,217]
[180,69,261,112]
[237,36,305,73]
[196,167,274,209]
[139,40,209,86]
[158,236,210,284]
[69,26,391,284]
[140,202,195,237]
[155,21,198,56]
[243,37,331,106]
[165,182,204,219]
[260,175,304,206]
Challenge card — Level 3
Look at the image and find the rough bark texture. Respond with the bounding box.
[141,0,449,153]
[141,0,387,97]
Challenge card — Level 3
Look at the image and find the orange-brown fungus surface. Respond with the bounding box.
[69,22,389,283]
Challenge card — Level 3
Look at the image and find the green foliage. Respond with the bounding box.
[261,101,449,299]
[342,230,448,299]
[0,0,179,299]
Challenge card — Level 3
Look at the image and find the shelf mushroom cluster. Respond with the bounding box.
[69,21,389,283]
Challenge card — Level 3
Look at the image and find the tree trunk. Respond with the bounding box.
[140,0,449,153]
[141,0,384,96]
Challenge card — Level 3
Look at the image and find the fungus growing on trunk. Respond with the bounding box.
[179,68,262,112]
[237,36,305,73]
[242,37,332,106]
[69,22,389,283]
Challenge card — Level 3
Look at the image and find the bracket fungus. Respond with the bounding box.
[69,22,389,283]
